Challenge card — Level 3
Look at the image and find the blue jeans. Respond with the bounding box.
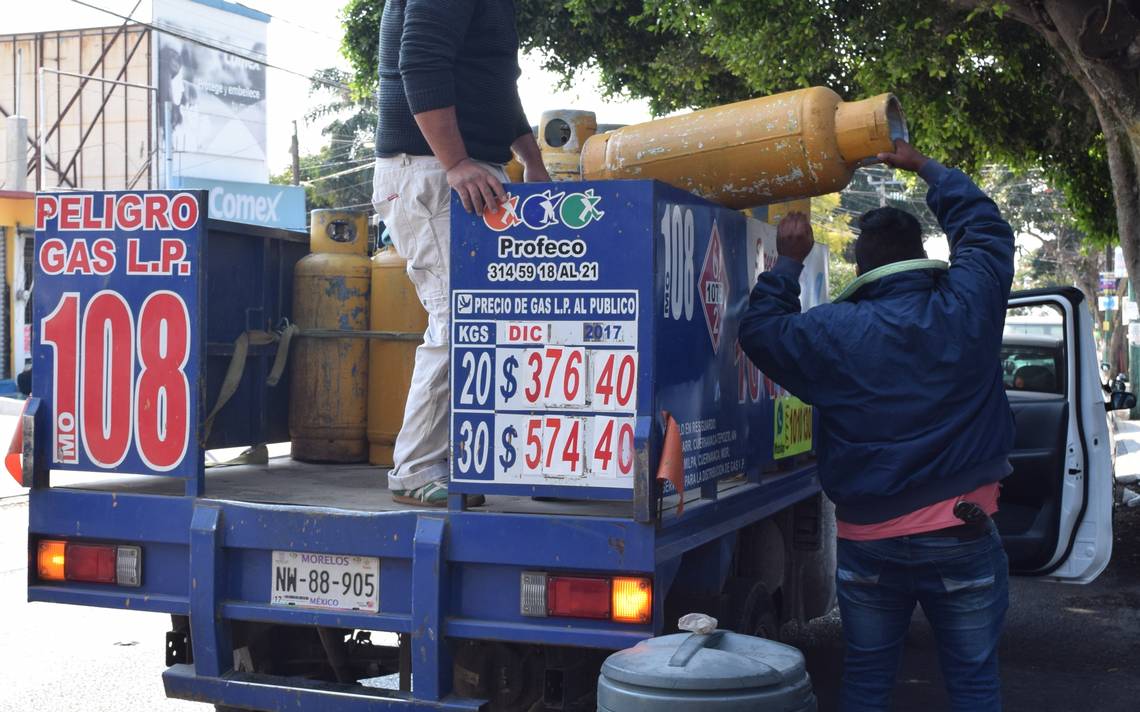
[836,522,1009,712]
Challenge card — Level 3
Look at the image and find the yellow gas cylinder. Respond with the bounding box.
[539,110,597,181]
[290,210,371,463]
[367,247,428,466]
[581,87,907,208]
[504,157,524,183]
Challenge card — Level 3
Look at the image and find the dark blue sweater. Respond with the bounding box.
[375,0,532,163]
[738,163,1016,525]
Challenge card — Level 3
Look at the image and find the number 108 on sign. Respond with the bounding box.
[41,289,193,471]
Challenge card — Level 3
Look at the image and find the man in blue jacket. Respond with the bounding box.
[739,139,1015,712]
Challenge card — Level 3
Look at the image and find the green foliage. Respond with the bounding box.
[341,0,382,100]
[339,0,1116,245]
[827,250,858,301]
[270,68,377,214]
[337,2,1116,249]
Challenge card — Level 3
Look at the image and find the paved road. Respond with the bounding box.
[0,497,200,712]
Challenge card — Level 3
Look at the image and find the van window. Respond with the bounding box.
[1002,305,1066,395]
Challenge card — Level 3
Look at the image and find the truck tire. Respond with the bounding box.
[724,577,780,640]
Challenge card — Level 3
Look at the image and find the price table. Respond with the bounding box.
[451,290,639,489]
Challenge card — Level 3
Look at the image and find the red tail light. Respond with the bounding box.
[546,576,612,619]
[36,539,142,586]
[522,572,653,624]
[65,544,118,584]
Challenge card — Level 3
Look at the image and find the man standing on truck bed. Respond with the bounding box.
[372,0,550,506]
[739,139,1015,712]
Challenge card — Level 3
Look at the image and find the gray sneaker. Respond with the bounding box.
[392,480,485,508]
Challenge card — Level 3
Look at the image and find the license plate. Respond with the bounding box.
[270,551,379,613]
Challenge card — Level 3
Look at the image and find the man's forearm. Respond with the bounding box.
[413,107,468,169]
[918,160,947,187]
[511,132,544,171]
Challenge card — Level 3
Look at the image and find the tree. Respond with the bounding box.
[271,68,376,214]
[341,1,1132,284]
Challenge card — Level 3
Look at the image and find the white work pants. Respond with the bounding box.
[371,154,507,491]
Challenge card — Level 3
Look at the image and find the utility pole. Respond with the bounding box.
[163,102,174,189]
[291,120,301,185]
[6,49,28,191]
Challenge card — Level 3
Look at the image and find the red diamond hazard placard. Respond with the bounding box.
[700,223,727,353]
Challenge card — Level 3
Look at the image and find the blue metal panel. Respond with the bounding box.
[648,181,775,493]
[447,618,648,650]
[32,191,207,486]
[656,470,820,563]
[448,179,805,513]
[220,602,412,634]
[190,505,231,678]
[446,511,655,571]
[201,219,306,451]
[449,181,653,502]
[27,586,189,614]
[28,488,194,544]
[217,503,418,558]
[411,516,448,701]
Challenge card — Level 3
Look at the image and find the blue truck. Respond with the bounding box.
[16,180,1117,711]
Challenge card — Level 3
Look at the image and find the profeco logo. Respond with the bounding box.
[483,189,605,231]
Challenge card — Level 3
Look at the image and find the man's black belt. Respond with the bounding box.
[912,500,992,541]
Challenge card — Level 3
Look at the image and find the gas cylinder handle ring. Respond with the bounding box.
[326,219,357,244]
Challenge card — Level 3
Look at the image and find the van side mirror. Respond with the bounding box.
[1107,391,1137,411]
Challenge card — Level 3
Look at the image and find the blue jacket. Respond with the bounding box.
[738,162,1016,524]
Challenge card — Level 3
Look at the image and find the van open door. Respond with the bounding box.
[999,287,1115,583]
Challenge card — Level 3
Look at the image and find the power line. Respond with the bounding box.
[238,1,343,42]
[302,161,373,184]
[68,0,349,91]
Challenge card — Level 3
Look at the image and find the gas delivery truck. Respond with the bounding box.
[12,88,1118,711]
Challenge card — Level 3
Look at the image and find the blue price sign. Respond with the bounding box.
[449,180,825,500]
[32,191,205,479]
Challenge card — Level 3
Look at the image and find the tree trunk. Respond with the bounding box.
[1000,0,1140,311]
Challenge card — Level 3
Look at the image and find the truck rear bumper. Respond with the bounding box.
[163,664,486,711]
[27,465,819,708]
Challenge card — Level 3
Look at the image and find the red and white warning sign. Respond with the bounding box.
[699,222,727,353]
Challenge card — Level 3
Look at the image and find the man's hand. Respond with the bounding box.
[876,139,929,173]
[776,211,814,263]
[447,158,506,215]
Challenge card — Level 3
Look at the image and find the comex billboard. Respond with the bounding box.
[174,177,305,231]
[154,0,270,185]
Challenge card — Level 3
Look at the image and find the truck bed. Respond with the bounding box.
[62,456,687,517]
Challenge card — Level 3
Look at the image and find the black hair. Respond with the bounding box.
[854,207,926,274]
